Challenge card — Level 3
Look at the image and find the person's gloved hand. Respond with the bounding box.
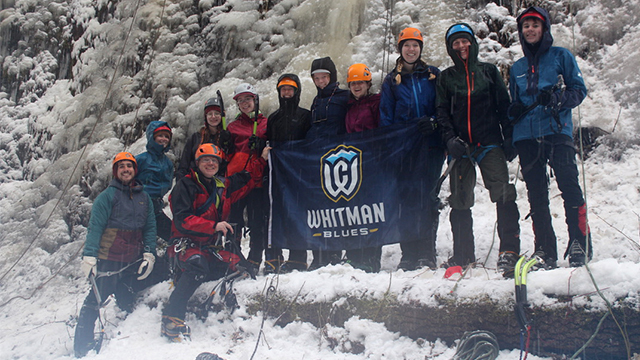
[218,130,233,153]
[502,138,517,162]
[81,256,97,278]
[417,116,438,136]
[248,135,266,153]
[537,90,563,109]
[446,137,468,160]
[137,252,155,280]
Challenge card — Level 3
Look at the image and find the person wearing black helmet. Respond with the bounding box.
[380,27,445,271]
[509,7,591,269]
[436,23,521,276]
[176,96,233,179]
[266,74,312,272]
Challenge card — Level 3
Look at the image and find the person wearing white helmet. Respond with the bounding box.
[227,83,269,271]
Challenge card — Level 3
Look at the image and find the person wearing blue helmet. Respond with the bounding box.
[436,23,521,276]
[509,7,591,269]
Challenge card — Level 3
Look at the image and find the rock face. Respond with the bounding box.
[245,292,638,358]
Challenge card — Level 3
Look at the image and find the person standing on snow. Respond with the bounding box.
[176,97,233,180]
[74,152,156,358]
[226,83,269,271]
[380,27,445,271]
[436,23,521,275]
[162,143,266,342]
[135,121,174,242]
[509,7,591,269]
[307,56,349,268]
[266,73,311,272]
[343,63,382,272]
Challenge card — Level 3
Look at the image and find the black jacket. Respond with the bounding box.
[267,73,311,141]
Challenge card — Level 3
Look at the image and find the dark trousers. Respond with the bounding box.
[448,146,521,264]
[74,260,139,354]
[515,135,587,261]
[152,198,173,243]
[230,187,270,264]
[163,253,228,320]
[400,147,445,264]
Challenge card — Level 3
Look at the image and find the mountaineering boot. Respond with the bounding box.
[497,251,519,278]
[530,250,558,271]
[564,204,593,267]
[528,208,558,263]
[161,315,191,342]
[450,209,475,266]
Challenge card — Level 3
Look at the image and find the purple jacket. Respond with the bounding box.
[345,93,381,133]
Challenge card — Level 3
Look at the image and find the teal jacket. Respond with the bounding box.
[84,178,156,262]
[136,121,174,199]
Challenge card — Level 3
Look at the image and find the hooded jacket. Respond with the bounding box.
[380,58,443,148]
[267,73,311,141]
[306,57,349,139]
[509,6,587,142]
[84,178,156,262]
[136,120,174,199]
[436,24,512,146]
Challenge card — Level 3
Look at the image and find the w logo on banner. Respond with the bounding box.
[321,145,362,202]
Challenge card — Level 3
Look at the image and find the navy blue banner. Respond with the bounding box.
[268,123,433,251]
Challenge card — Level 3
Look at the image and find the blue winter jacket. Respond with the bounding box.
[509,6,587,142]
[136,121,174,199]
[84,178,156,262]
[380,59,443,147]
[306,82,349,139]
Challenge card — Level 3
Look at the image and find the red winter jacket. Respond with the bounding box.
[226,112,267,177]
[167,163,264,262]
[345,93,381,133]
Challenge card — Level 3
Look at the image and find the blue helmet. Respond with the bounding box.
[446,23,475,44]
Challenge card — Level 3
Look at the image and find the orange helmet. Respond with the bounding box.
[195,143,224,163]
[277,77,298,89]
[112,152,137,177]
[398,27,423,45]
[347,63,372,83]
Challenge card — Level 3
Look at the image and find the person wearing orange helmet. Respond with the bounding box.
[380,26,445,271]
[162,143,267,342]
[74,152,157,357]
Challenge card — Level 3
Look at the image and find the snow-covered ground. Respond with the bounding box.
[1,0,640,359]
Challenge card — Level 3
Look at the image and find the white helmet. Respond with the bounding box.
[233,83,258,100]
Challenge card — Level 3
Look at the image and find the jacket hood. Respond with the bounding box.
[517,6,554,60]
[445,23,479,69]
[277,73,302,110]
[145,120,171,154]
[310,57,338,85]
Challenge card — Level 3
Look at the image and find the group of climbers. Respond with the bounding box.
[74,6,592,356]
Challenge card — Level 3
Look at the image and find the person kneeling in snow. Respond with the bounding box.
[74,152,157,358]
[161,143,267,342]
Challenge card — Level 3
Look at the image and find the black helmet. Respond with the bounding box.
[204,97,222,112]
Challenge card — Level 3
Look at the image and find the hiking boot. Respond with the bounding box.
[161,316,191,342]
[497,251,519,278]
[567,240,591,267]
[530,251,557,271]
[416,258,437,270]
[397,260,416,271]
[263,259,281,275]
[279,260,308,273]
[73,338,96,358]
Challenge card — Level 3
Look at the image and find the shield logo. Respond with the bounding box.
[320,145,362,202]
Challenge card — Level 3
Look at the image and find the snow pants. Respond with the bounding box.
[74,260,139,355]
[400,146,446,265]
[448,146,521,265]
[163,253,228,320]
[515,134,590,261]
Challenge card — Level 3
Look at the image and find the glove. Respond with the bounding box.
[417,116,438,136]
[537,90,562,109]
[81,256,97,278]
[446,137,468,160]
[218,130,233,153]
[502,138,517,162]
[137,252,155,280]
[248,135,266,153]
[508,101,525,122]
